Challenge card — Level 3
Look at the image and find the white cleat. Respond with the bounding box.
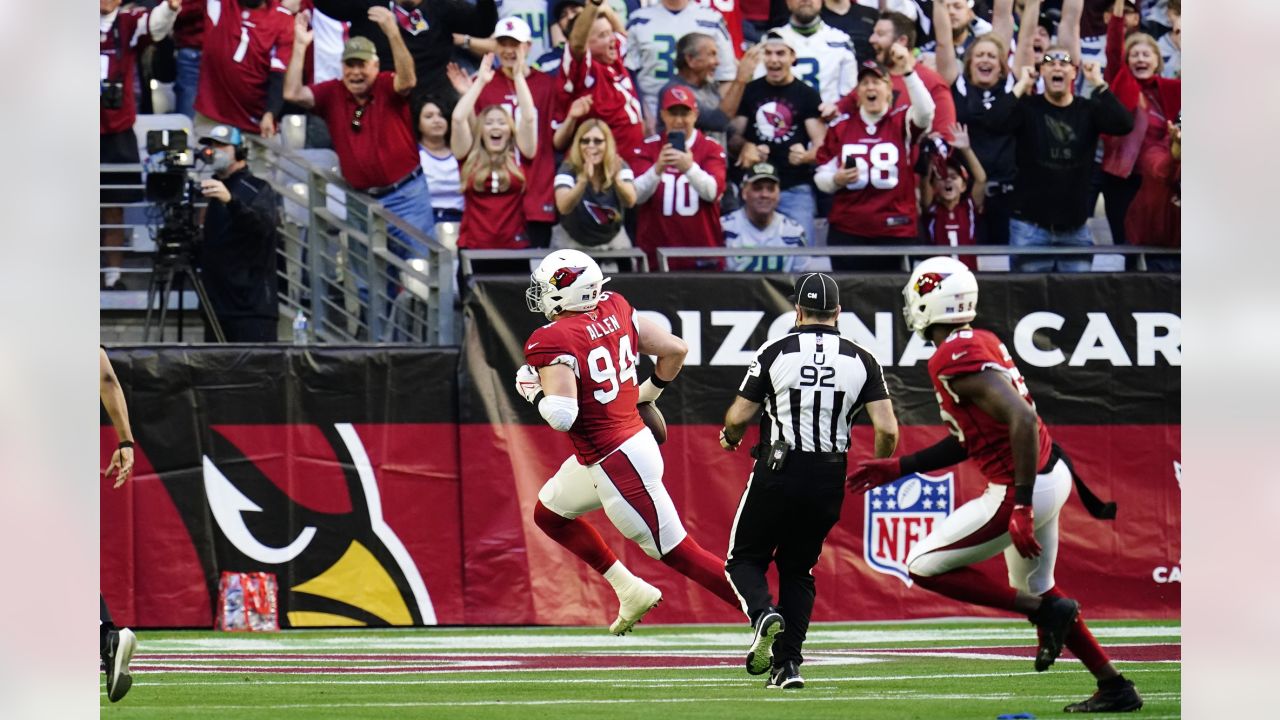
[104,628,137,703]
[609,578,662,635]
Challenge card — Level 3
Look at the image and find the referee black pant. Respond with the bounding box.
[725,452,846,667]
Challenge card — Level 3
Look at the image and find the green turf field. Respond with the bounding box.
[101,620,1180,719]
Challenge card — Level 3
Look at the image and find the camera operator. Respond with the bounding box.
[100,0,181,290]
[196,126,281,342]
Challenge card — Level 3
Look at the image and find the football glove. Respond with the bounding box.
[845,458,903,494]
[515,364,543,405]
[1008,504,1042,558]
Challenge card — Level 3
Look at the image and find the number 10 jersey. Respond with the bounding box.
[524,291,647,465]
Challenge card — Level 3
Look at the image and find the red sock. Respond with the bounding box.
[1040,587,1111,673]
[661,536,739,608]
[533,501,618,575]
[909,568,1020,611]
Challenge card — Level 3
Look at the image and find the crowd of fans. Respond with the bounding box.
[101,0,1182,286]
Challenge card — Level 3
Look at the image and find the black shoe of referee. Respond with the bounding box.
[746,610,785,675]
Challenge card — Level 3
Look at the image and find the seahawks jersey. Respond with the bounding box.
[496,0,551,58]
[625,4,737,120]
[721,208,823,273]
[753,22,857,104]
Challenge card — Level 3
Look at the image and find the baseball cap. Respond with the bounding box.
[198,124,243,147]
[744,162,779,184]
[760,30,797,53]
[660,84,696,111]
[790,273,840,313]
[494,16,532,44]
[342,36,378,63]
[857,60,891,82]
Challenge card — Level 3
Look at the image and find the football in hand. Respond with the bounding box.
[637,402,667,444]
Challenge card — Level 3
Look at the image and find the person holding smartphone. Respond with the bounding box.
[630,85,729,271]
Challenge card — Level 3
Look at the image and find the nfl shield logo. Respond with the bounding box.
[864,472,954,586]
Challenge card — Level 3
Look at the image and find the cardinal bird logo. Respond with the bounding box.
[583,201,620,226]
[754,101,795,142]
[550,266,587,289]
[915,272,949,296]
[190,424,436,627]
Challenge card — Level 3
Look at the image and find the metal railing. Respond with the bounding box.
[244,135,456,345]
[655,245,1181,272]
[459,248,650,275]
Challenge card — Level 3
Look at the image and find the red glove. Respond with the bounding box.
[1008,504,1042,558]
[846,458,904,494]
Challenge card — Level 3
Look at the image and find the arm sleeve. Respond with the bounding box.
[633,167,660,204]
[1104,13,1125,83]
[904,71,936,131]
[737,342,780,403]
[266,73,285,117]
[899,434,969,474]
[228,181,280,238]
[146,2,179,41]
[1091,89,1136,137]
[684,164,719,202]
[712,19,738,83]
[837,46,858,98]
[854,350,891,405]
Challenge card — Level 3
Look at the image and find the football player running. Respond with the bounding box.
[517,249,739,634]
[846,257,1143,713]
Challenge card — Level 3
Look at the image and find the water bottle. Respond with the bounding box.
[292,309,309,345]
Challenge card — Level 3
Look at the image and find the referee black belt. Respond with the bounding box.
[750,445,845,463]
[365,166,424,198]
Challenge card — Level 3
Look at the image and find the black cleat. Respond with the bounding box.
[1064,677,1144,713]
[1030,596,1079,671]
[745,611,785,675]
[765,660,805,689]
[103,627,137,703]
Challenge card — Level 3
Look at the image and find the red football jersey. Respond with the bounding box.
[816,105,922,238]
[194,0,295,133]
[101,7,162,134]
[697,0,745,56]
[559,39,645,158]
[524,291,647,465]
[835,65,957,139]
[629,131,727,271]
[928,328,1053,484]
[925,197,979,270]
[477,69,559,223]
[458,169,529,249]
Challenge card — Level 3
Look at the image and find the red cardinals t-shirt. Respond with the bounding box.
[309,72,419,191]
[194,0,295,133]
[924,197,979,270]
[458,167,529,249]
[477,69,559,224]
[559,38,645,158]
[696,0,745,56]
[928,328,1053,484]
[629,130,727,270]
[816,105,922,238]
[524,291,647,465]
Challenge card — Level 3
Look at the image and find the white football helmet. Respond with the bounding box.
[526,249,609,320]
[902,256,979,338]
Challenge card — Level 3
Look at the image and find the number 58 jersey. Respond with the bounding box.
[524,291,647,465]
[815,105,922,238]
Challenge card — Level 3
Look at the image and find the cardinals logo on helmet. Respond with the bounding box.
[915,272,949,296]
[550,266,587,289]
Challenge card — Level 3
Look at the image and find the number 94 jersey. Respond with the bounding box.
[928,328,1053,485]
[816,105,922,238]
[524,291,646,466]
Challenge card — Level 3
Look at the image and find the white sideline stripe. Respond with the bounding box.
[139,625,1180,652]
[126,667,1181,687]
[94,695,1182,710]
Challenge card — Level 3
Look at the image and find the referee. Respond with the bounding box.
[719,272,899,690]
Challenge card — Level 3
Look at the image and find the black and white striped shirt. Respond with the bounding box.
[737,325,889,453]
